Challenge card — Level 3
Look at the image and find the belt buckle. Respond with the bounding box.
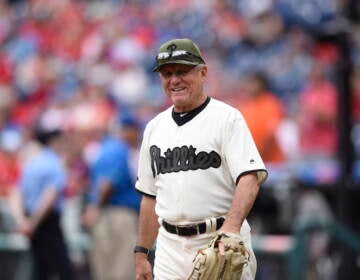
[176,224,189,236]
[176,224,199,236]
[188,224,200,235]
[196,224,200,235]
[186,224,200,235]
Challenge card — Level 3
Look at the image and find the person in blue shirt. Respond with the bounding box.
[10,127,73,280]
[82,115,141,280]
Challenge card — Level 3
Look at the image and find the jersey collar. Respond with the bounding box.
[172,97,211,126]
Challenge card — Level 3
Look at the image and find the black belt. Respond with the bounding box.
[162,217,225,236]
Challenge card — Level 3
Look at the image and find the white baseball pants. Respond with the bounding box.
[153,226,257,280]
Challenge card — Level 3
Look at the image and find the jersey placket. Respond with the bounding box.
[174,124,185,220]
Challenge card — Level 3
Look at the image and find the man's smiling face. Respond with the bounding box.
[159,64,208,112]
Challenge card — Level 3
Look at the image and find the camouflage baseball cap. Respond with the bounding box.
[152,38,205,72]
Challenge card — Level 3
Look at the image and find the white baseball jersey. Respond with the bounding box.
[135,97,267,229]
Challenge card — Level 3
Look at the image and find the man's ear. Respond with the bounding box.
[200,65,208,81]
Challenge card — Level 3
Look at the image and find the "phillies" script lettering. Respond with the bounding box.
[150,145,221,177]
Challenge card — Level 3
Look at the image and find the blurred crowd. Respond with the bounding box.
[0,0,358,187]
[0,0,359,278]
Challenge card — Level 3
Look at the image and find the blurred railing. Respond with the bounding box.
[290,220,360,280]
[0,223,359,280]
[0,232,91,280]
[253,220,360,280]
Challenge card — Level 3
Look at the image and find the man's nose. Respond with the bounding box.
[169,73,181,83]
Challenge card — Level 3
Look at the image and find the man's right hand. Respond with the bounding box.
[135,254,153,280]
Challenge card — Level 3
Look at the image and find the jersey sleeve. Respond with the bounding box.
[223,112,268,184]
[135,123,157,197]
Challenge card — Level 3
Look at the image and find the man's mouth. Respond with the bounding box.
[171,87,186,93]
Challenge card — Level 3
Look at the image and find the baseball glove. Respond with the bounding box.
[187,232,250,280]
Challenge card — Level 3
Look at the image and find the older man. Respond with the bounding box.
[134,38,267,280]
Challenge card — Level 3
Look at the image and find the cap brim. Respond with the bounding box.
[152,60,201,72]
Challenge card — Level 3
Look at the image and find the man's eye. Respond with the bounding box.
[177,70,187,76]
[161,72,172,78]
